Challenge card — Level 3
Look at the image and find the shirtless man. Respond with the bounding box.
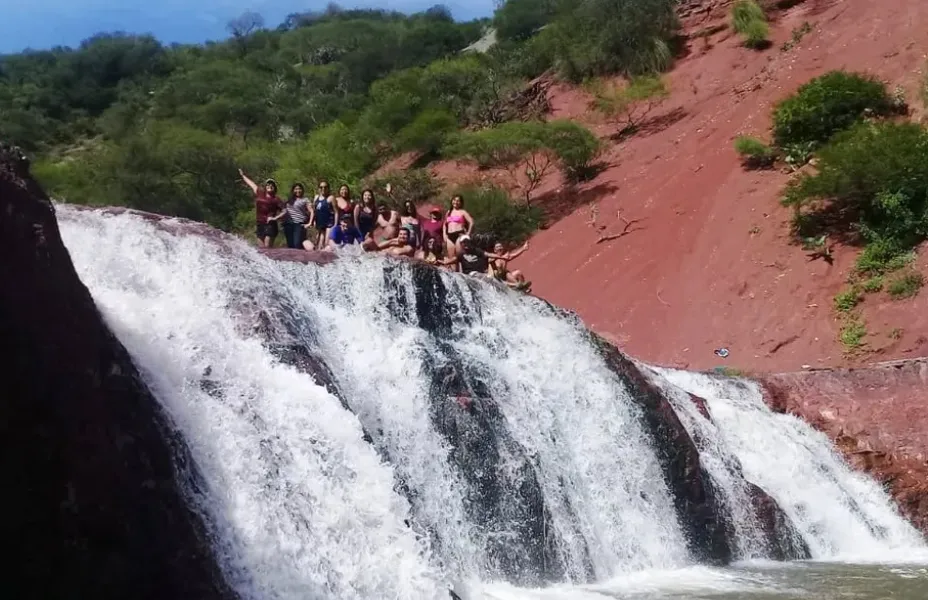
[376,204,400,242]
[377,227,415,257]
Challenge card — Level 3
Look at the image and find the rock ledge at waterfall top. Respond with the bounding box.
[761,360,928,536]
[0,143,236,599]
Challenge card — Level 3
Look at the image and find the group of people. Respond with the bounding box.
[239,170,532,292]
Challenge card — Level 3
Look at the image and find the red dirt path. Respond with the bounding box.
[499,0,928,373]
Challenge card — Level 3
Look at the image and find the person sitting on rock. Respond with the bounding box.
[445,235,505,278]
[238,168,283,248]
[416,235,453,267]
[399,200,421,248]
[327,214,365,250]
[490,241,532,292]
[376,227,415,257]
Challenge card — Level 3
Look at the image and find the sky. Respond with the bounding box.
[0,0,496,54]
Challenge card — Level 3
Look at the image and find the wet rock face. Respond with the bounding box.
[0,144,235,599]
[761,362,928,536]
[591,335,734,564]
[746,483,811,561]
[411,266,592,585]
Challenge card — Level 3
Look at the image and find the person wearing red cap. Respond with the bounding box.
[421,205,445,250]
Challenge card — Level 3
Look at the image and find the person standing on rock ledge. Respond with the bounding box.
[238,169,283,248]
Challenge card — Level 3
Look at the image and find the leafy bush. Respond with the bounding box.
[273,121,374,193]
[887,272,925,299]
[591,75,669,135]
[444,120,602,200]
[784,122,928,248]
[450,182,543,245]
[731,1,770,49]
[547,0,678,81]
[394,108,458,154]
[488,30,558,80]
[734,135,776,169]
[772,71,892,147]
[361,169,441,210]
[542,120,603,181]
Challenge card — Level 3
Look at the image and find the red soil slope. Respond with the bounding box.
[500,0,928,372]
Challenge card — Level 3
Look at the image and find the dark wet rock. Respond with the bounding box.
[0,143,236,598]
[408,268,592,585]
[427,353,590,585]
[687,392,712,420]
[591,335,734,564]
[746,482,811,560]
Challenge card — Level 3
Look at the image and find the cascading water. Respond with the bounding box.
[56,206,926,599]
[651,368,926,561]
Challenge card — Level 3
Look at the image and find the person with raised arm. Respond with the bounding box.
[489,241,532,291]
[239,168,283,248]
[444,235,505,278]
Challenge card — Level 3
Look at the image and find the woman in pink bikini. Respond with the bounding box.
[443,194,473,257]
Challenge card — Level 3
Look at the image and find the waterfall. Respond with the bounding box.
[56,206,925,599]
[652,369,926,561]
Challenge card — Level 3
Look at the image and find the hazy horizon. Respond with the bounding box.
[0,0,495,54]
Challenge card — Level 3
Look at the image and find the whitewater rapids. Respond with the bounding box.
[57,207,926,599]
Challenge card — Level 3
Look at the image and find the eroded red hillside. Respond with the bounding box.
[495,0,928,372]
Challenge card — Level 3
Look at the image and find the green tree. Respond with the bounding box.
[494,0,555,42]
[547,0,678,81]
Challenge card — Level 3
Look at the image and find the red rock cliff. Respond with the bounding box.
[762,360,928,534]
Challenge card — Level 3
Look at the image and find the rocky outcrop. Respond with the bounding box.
[762,360,928,535]
[592,336,734,564]
[413,265,591,585]
[0,144,236,599]
[745,482,810,560]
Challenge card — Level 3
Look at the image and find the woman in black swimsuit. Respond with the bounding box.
[335,184,355,227]
[355,189,377,240]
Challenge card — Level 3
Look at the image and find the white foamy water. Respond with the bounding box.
[56,206,927,599]
[58,208,444,600]
[653,368,927,561]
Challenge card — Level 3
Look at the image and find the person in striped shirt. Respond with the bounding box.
[282,182,310,249]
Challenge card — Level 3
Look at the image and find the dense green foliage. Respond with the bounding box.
[772,71,892,148]
[547,0,678,81]
[493,0,555,43]
[785,123,928,246]
[1,1,674,237]
[731,1,769,49]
